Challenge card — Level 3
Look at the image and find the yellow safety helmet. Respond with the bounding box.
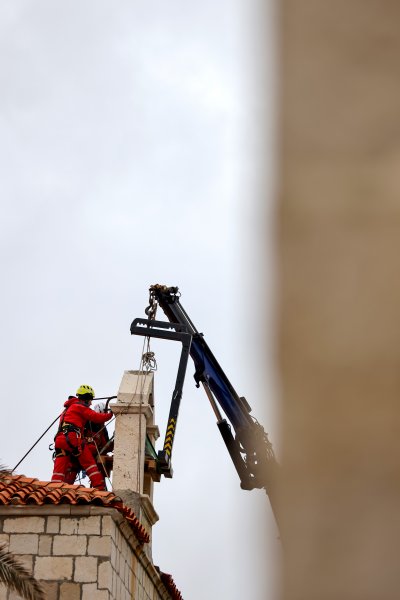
[76,384,95,398]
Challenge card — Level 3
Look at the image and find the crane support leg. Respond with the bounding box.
[130,317,192,477]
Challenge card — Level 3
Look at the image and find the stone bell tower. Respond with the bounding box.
[111,370,160,553]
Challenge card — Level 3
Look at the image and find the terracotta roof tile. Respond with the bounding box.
[160,572,184,600]
[0,474,149,544]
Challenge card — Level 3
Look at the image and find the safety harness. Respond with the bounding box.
[54,399,88,457]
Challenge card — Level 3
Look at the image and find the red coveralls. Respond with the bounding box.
[64,420,113,485]
[51,396,112,490]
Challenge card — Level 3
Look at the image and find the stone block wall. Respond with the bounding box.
[278,2,400,598]
[0,507,174,600]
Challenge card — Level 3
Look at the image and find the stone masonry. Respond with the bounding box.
[0,506,175,600]
[278,2,400,598]
[0,369,181,599]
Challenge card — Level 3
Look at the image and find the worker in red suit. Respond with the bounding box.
[64,401,114,485]
[51,385,112,490]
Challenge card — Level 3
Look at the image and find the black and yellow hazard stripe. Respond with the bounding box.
[163,418,176,457]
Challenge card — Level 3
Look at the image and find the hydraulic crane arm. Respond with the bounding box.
[130,285,279,522]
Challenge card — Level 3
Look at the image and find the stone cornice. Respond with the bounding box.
[111,402,153,420]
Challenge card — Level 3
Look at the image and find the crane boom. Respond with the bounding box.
[130,284,279,526]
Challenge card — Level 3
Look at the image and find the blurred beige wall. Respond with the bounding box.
[277,2,400,599]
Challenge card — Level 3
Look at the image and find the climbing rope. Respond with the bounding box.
[13,413,64,471]
[12,396,116,473]
[14,297,158,486]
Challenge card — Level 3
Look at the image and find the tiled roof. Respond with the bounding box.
[0,474,149,544]
[160,572,184,600]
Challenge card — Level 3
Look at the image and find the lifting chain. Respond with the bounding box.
[145,289,158,320]
[142,292,158,371]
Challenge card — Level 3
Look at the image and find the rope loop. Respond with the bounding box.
[142,350,157,372]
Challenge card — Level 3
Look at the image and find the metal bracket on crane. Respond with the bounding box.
[130,317,192,478]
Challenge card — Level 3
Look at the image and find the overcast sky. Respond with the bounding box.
[0,2,279,598]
